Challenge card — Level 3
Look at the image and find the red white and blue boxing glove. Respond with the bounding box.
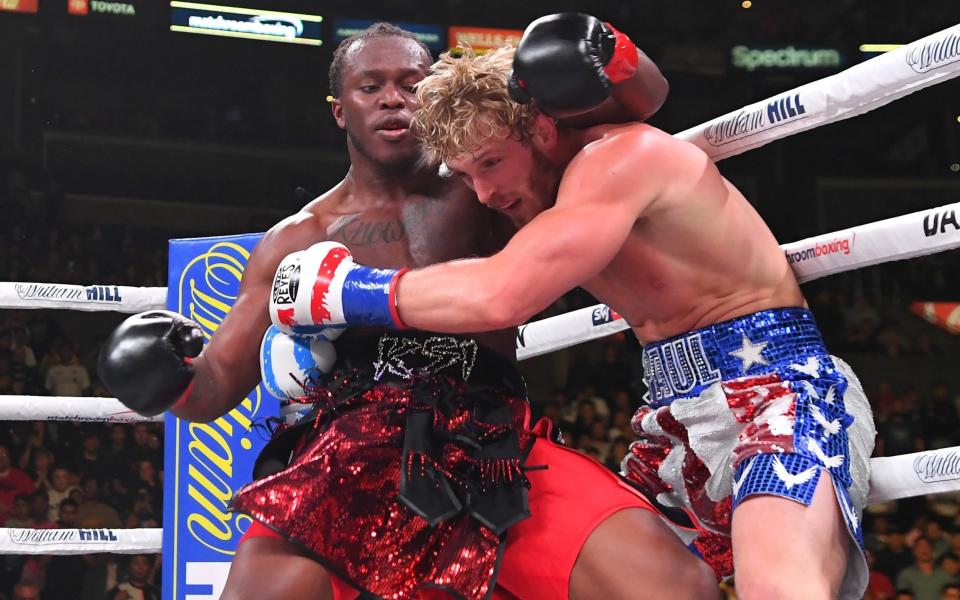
[269,241,406,334]
[259,324,341,399]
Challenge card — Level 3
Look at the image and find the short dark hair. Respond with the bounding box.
[328,22,430,98]
[938,552,959,567]
[59,498,78,511]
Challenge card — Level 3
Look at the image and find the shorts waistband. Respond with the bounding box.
[642,307,827,406]
[336,332,526,395]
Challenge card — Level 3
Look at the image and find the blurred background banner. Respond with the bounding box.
[0,0,38,14]
[169,2,324,46]
[448,25,523,51]
[163,233,277,600]
[334,17,445,52]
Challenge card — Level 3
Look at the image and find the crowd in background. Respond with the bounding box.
[0,185,958,599]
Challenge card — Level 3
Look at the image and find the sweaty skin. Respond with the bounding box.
[394,121,805,342]
[171,36,512,423]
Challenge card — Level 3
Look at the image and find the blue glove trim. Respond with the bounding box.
[341,266,401,328]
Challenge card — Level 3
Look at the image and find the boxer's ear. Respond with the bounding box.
[528,114,558,150]
[331,98,346,130]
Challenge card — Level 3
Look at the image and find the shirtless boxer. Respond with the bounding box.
[99,20,719,600]
[284,33,877,600]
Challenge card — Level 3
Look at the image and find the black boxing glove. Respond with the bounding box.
[98,310,204,417]
[509,12,639,116]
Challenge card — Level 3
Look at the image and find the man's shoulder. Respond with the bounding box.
[572,123,692,174]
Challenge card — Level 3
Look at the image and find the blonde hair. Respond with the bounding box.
[414,45,539,165]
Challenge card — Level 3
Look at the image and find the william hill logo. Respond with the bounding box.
[913,449,960,484]
[14,283,122,303]
[703,93,807,147]
[905,27,960,74]
[8,528,118,545]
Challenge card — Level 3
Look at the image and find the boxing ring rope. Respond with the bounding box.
[0,282,166,313]
[515,200,960,359]
[0,396,162,423]
[0,22,957,555]
[0,528,162,555]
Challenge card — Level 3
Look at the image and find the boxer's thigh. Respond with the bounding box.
[497,437,714,599]
[221,534,341,600]
[570,507,720,600]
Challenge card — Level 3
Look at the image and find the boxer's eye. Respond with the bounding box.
[359,85,379,93]
[481,158,501,169]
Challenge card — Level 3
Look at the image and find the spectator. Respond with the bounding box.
[24,448,53,492]
[45,466,79,522]
[128,425,161,467]
[10,327,37,368]
[607,410,634,442]
[0,444,35,524]
[590,344,632,399]
[866,547,897,600]
[105,554,160,600]
[17,423,51,471]
[45,500,85,600]
[925,520,953,558]
[130,460,160,506]
[44,343,90,397]
[878,396,925,456]
[897,537,953,600]
[605,436,631,471]
[28,491,54,528]
[562,398,600,445]
[4,494,34,528]
[73,431,109,483]
[76,477,121,529]
[938,553,959,580]
[584,421,612,462]
[942,583,960,600]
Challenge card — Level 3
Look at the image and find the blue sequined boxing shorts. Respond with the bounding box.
[622,307,876,599]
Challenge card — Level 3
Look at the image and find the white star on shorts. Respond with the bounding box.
[729,334,769,370]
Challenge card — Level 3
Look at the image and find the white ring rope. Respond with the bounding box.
[0,282,165,313]
[0,441,947,556]
[0,396,162,422]
[868,446,960,504]
[676,22,960,160]
[516,201,960,359]
[0,22,955,556]
[0,527,161,555]
[0,443,953,556]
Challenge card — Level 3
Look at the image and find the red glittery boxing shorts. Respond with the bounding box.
[233,334,660,600]
[239,428,660,600]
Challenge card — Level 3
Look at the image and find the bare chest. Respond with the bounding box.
[323,194,495,270]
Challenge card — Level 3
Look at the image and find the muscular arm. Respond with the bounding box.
[395,132,667,332]
[557,50,668,127]
[171,211,324,422]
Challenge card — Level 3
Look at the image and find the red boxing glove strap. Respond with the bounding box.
[603,23,639,84]
[389,268,411,330]
[170,378,195,412]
